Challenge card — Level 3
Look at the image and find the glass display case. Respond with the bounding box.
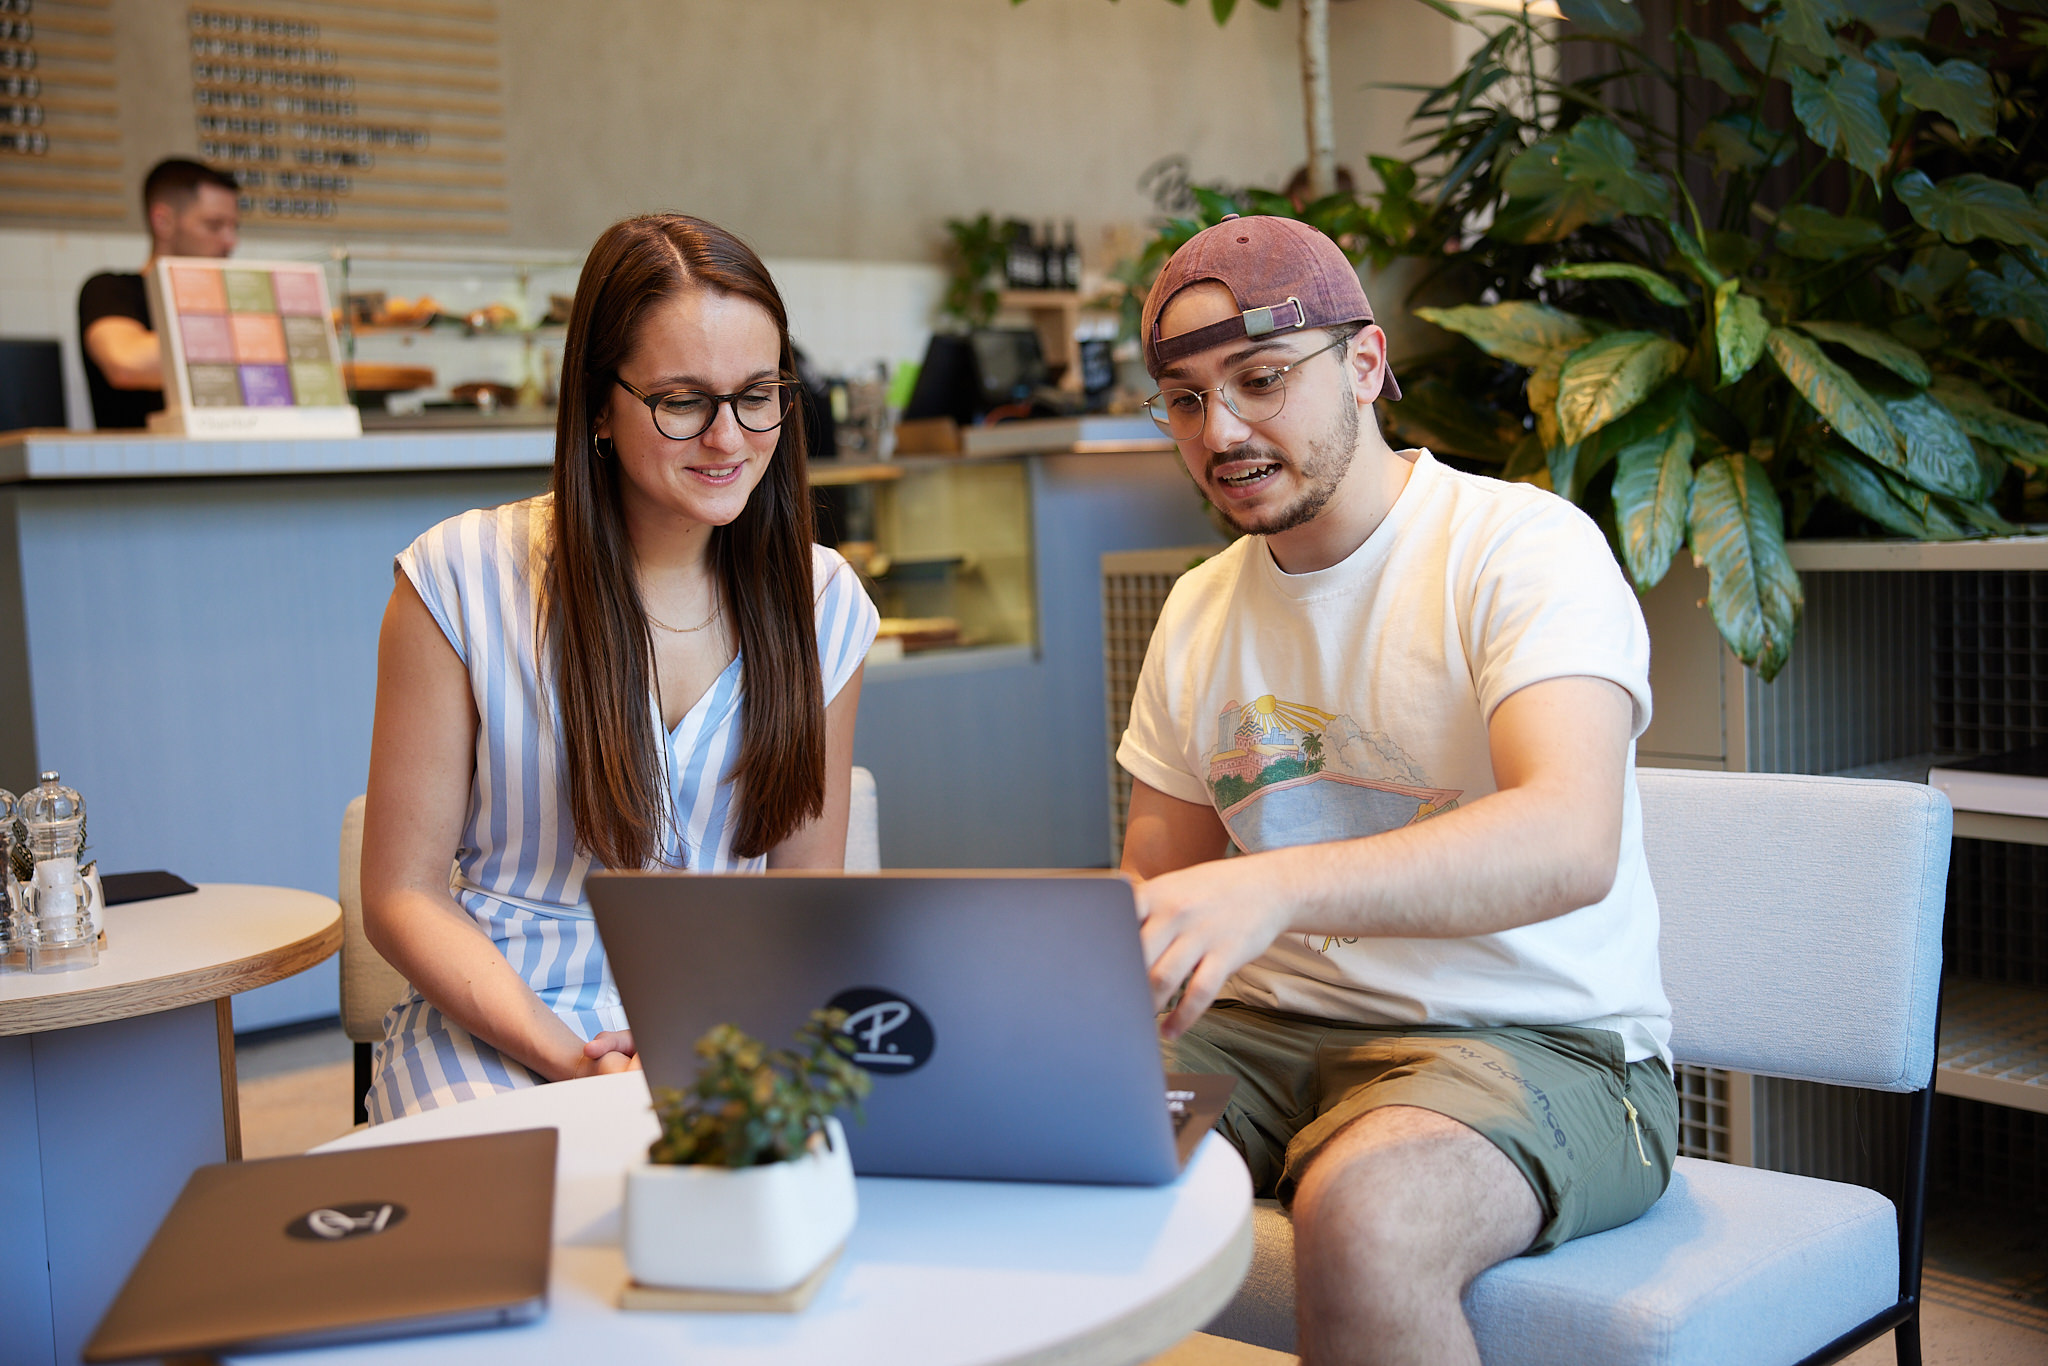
[817,457,1035,659]
[323,245,585,423]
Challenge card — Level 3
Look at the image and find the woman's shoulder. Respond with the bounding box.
[405,494,553,576]
[809,542,867,605]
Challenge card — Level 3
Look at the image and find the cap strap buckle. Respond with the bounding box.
[1243,297,1304,338]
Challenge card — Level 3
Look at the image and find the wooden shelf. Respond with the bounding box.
[1788,536,2048,572]
[995,289,1112,395]
[1938,978,2048,1115]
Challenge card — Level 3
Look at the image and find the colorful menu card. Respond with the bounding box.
[144,257,361,438]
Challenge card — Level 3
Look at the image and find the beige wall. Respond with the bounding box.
[77,0,1465,263]
[497,0,1464,262]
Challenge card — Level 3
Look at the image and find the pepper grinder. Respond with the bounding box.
[24,771,97,972]
[0,789,23,971]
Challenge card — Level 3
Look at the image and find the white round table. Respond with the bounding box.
[245,1070,1253,1366]
[0,883,340,1366]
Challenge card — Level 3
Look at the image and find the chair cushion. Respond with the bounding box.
[1207,1159,1900,1365]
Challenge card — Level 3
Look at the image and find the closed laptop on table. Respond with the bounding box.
[84,1128,555,1362]
[589,870,1223,1186]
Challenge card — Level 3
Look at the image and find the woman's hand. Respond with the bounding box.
[575,1029,641,1077]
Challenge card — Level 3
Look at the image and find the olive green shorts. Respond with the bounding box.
[1167,1001,1678,1255]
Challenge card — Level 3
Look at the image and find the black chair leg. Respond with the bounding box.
[353,1041,371,1126]
[1894,1307,1923,1366]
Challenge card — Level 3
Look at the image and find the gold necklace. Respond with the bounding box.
[646,600,721,634]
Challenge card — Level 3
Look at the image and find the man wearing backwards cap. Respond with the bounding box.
[1116,215,1673,1364]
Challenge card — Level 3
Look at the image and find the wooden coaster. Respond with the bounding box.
[619,1248,841,1314]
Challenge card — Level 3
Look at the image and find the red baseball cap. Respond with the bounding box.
[1142,213,1400,401]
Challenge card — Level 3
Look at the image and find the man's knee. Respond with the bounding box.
[1291,1105,1541,1278]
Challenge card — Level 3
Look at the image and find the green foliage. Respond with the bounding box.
[1117,0,2048,679]
[647,1010,871,1170]
[940,214,1009,330]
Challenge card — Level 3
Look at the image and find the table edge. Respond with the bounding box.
[0,902,340,1036]
[993,1205,1254,1366]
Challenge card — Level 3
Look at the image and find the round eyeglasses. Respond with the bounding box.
[615,375,797,442]
[1143,336,1349,440]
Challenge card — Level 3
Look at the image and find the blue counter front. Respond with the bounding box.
[0,429,1218,1030]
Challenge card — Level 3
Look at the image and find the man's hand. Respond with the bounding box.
[1137,855,1294,1039]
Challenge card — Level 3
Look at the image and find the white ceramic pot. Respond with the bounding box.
[624,1117,857,1293]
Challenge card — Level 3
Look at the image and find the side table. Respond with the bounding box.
[0,883,340,1366]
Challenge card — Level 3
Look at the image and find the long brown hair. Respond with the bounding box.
[546,214,824,867]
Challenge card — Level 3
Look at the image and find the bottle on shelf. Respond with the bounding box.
[1004,220,1041,290]
[1062,220,1083,293]
[0,788,23,972]
[1040,221,1062,293]
[23,770,96,973]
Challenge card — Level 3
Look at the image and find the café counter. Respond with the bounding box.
[0,426,1219,1029]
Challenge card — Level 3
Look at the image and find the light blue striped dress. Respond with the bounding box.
[367,494,877,1123]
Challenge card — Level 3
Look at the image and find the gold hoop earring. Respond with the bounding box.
[593,435,613,460]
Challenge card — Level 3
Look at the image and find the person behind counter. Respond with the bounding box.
[357,213,878,1122]
[77,157,241,430]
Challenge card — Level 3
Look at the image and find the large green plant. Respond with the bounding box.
[1128,0,2048,679]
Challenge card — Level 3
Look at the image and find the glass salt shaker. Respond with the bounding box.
[0,789,24,972]
[25,771,97,973]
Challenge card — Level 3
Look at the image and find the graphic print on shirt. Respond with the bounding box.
[1206,694,1461,854]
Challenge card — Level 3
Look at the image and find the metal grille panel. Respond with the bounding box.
[1674,1063,1734,1162]
[1743,571,1934,774]
[1102,548,1214,864]
[1932,570,2048,753]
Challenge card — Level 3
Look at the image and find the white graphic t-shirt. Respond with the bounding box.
[1118,449,1672,1064]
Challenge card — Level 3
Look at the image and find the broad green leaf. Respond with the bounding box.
[1890,50,1997,142]
[1949,0,1999,31]
[1687,454,1802,680]
[1771,0,1849,58]
[1556,332,1689,445]
[1715,285,1771,386]
[1848,0,1939,39]
[1729,21,1826,76]
[1789,59,1890,183]
[1894,171,2048,253]
[1930,374,2048,458]
[1548,440,1585,500]
[1557,0,1642,37]
[1697,115,1794,175]
[1191,186,1242,221]
[1496,118,1670,241]
[1556,118,1670,217]
[1547,261,1689,306]
[1796,320,1932,385]
[1669,222,1726,288]
[1882,389,1987,497]
[1811,443,1946,537]
[1526,347,1568,451]
[1677,31,1752,97]
[1767,327,1907,469]
[1497,140,1607,242]
[1878,244,1971,311]
[1964,257,2048,349]
[1414,301,1601,367]
[1774,204,1886,260]
[1612,412,1696,590]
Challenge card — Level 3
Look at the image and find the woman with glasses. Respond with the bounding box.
[357,215,877,1121]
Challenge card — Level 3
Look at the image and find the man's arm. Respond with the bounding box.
[83,316,163,390]
[1129,673,1634,1037]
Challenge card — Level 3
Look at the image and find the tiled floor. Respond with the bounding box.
[237,1021,2048,1365]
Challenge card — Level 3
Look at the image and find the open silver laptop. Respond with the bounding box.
[84,1129,554,1362]
[588,871,1227,1186]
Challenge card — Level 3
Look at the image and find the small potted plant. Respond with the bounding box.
[624,1010,871,1296]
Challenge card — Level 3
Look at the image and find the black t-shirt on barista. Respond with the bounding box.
[77,272,164,430]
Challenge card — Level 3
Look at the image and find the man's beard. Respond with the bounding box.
[1204,392,1360,537]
